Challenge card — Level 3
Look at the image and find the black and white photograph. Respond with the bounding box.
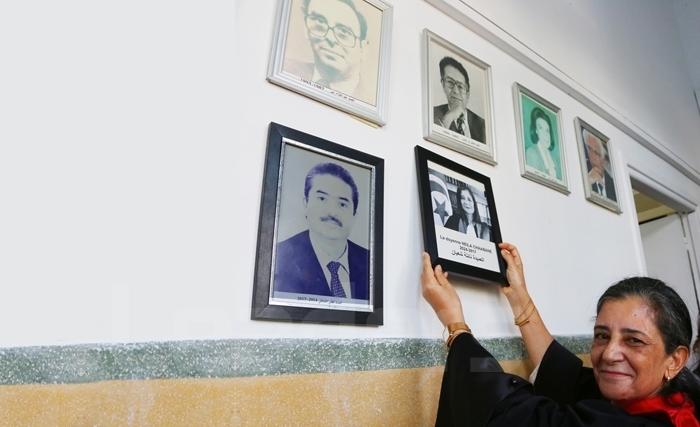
[415,146,506,284]
[252,123,384,325]
[267,0,393,125]
[422,30,495,164]
[575,117,621,213]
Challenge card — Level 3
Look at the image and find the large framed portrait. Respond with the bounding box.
[415,145,506,284]
[422,30,496,165]
[252,123,384,325]
[267,0,393,126]
[513,84,569,194]
[574,117,621,213]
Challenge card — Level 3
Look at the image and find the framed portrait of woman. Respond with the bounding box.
[422,30,496,165]
[415,145,506,284]
[267,0,393,126]
[574,117,621,213]
[513,84,569,194]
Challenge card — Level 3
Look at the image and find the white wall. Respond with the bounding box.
[673,0,700,94]
[463,0,700,170]
[1,0,699,347]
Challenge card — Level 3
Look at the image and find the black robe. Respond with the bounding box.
[435,333,671,426]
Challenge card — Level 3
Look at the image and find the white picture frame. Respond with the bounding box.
[422,29,496,165]
[267,0,393,126]
[513,83,569,194]
[574,117,622,213]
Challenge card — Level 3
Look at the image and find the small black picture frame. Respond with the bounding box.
[415,145,506,284]
[252,123,384,325]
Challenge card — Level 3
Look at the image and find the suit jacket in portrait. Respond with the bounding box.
[444,215,492,242]
[273,230,370,300]
[433,104,486,143]
[591,170,617,202]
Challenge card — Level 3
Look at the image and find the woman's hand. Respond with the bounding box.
[498,243,554,365]
[421,252,465,326]
[498,242,531,314]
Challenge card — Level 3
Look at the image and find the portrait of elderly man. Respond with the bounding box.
[584,129,617,202]
[284,0,375,104]
[274,162,369,301]
[433,56,486,143]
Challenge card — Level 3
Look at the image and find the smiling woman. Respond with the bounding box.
[590,279,700,406]
[592,296,682,402]
[420,244,700,426]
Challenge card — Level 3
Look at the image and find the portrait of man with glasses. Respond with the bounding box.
[433,56,486,143]
[282,0,380,106]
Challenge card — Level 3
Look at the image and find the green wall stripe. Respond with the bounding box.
[0,336,591,386]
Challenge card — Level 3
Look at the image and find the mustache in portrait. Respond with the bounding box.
[320,215,343,227]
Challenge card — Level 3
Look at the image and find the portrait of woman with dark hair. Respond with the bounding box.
[514,85,568,193]
[444,185,491,241]
[525,106,561,181]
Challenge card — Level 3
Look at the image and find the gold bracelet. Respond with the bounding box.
[445,322,472,347]
[514,299,536,327]
[513,298,533,323]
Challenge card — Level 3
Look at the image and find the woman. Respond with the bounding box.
[421,243,700,426]
[525,107,560,180]
[444,185,491,241]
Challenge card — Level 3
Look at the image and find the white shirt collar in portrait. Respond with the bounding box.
[312,68,360,96]
[594,180,608,198]
[309,235,352,298]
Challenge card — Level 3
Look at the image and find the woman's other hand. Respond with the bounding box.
[498,242,531,314]
[421,252,465,326]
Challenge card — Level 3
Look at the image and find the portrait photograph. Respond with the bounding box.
[267,0,393,126]
[513,84,569,194]
[415,145,506,284]
[252,123,384,325]
[575,117,621,213]
[422,30,496,165]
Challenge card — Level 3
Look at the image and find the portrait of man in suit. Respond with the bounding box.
[273,162,369,301]
[283,0,378,105]
[583,129,617,202]
[433,56,486,143]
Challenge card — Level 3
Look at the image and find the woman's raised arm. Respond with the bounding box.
[499,242,553,368]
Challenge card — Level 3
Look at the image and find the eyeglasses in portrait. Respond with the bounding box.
[574,117,621,213]
[267,0,393,126]
[422,30,496,165]
[252,123,384,325]
[513,83,570,194]
[415,145,506,284]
